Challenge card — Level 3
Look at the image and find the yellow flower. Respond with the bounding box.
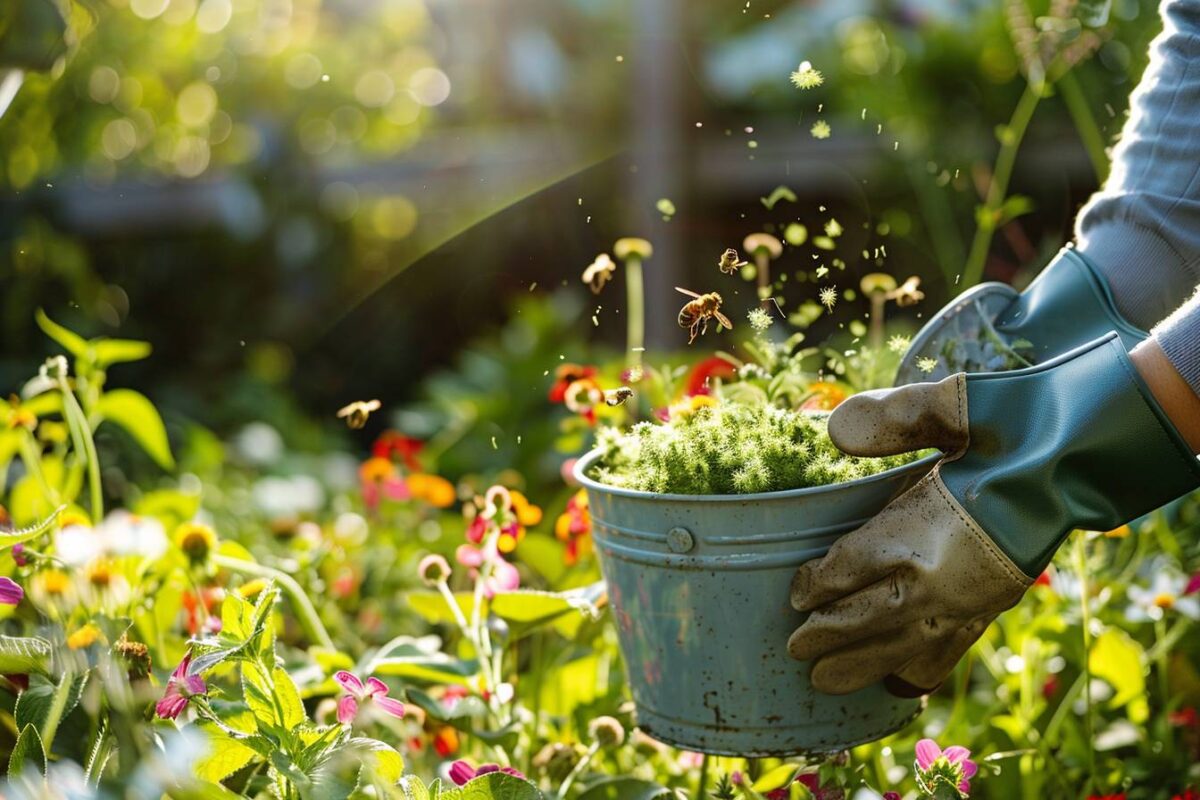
[810,120,831,139]
[86,560,114,588]
[509,491,542,527]
[1103,525,1132,539]
[408,473,456,509]
[174,522,218,563]
[669,394,719,420]
[59,511,91,529]
[237,578,269,598]
[67,623,102,650]
[39,570,71,596]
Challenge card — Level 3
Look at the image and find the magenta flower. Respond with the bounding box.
[334,670,405,724]
[448,760,525,786]
[11,544,27,567]
[882,794,901,800]
[1186,572,1200,596]
[0,577,23,606]
[156,653,207,720]
[915,738,977,796]
[455,544,520,596]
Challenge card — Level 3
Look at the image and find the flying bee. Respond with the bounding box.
[604,387,634,407]
[337,399,381,429]
[717,248,747,275]
[675,287,733,345]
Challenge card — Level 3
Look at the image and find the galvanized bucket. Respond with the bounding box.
[574,450,939,756]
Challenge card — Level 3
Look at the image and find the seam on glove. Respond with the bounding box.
[931,468,1033,588]
[954,373,968,449]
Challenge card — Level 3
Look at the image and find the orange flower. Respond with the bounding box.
[359,457,397,484]
[408,473,456,508]
[800,381,849,411]
[555,490,592,566]
[509,491,542,527]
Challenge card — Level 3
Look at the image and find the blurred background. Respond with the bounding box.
[0,0,1162,483]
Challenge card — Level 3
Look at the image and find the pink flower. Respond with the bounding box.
[156,653,207,720]
[915,738,977,796]
[1186,572,1200,596]
[455,544,520,596]
[0,577,23,606]
[11,544,27,567]
[448,760,525,786]
[334,670,405,724]
[883,794,901,800]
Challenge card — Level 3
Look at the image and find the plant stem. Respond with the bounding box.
[1072,533,1098,793]
[755,254,770,308]
[696,753,710,799]
[40,670,76,752]
[625,256,645,369]
[57,376,103,523]
[961,81,1042,290]
[212,555,335,650]
[1057,71,1109,183]
[555,741,600,800]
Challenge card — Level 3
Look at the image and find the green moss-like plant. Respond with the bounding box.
[589,402,923,495]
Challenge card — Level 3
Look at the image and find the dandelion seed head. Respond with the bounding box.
[916,356,938,374]
[810,120,831,140]
[887,334,911,354]
[819,286,838,310]
[747,307,773,333]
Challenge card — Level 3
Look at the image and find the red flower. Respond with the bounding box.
[685,357,736,396]
[1086,795,1126,800]
[1172,789,1200,800]
[548,364,597,403]
[1041,674,1060,699]
[1169,707,1198,728]
[448,761,525,786]
[1034,569,1053,588]
[156,653,207,719]
[372,431,424,470]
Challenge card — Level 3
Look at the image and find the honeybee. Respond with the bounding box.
[717,248,747,275]
[337,399,381,429]
[604,387,634,406]
[675,287,733,344]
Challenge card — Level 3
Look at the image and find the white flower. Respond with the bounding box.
[54,523,104,568]
[100,511,168,561]
[252,475,326,518]
[235,422,284,466]
[1125,571,1200,622]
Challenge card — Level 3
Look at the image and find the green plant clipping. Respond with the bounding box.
[589,402,923,495]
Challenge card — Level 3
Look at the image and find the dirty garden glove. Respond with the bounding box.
[788,333,1200,697]
[895,247,1147,384]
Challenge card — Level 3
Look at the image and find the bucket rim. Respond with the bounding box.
[572,447,939,503]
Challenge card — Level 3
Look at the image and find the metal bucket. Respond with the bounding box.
[574,450,939,756]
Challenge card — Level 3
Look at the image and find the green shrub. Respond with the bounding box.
[588,400,924,495]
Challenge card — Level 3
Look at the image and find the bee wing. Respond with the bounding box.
[675,287,702,298]
[715,311,734,329]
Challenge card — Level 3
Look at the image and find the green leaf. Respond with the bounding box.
[92,338,152,368]
[1089,628,1148,721]
[35,309,88,359]
[489,585,603,640]
[221,593,255,642]
[0,504,66,549]
[365,636,477,685]
[752,765,801,794]
[243,662,306,735]
[195,722,259,782]
[407,591,481,626]
[0,636,52,675]
[399,775,432,800]
[347,736,405,783]
[9,724,46,777]
[95,388,175,469]
[440,772,543,800]
[134,488,201,531]
[15,671,87,733]
[576,779,680,800]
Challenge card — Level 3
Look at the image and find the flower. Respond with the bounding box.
[156,653,207,720]
[882,794,901,800]
[555,490,592,566]
[418,554,452,586]
[54,511,168,568]
[360,457,411,510]
[684,357,736,397]
[0,576,23,606]
[916,356,938,374]
[887,335,911,354]
[334,670,405,724]
[1169,707,1198,728]
[67,623,102,649]
[549,364,598,403]
[1172,789,1199,800]
[432,725,460,757]
[1086,795,1126,800]
[582,253,617,294]
[661,394,718,422]
[1186,572,1200,596]
[455,544,520,596]
[747,307,773,333]
[407,473,456,508]
[790,60,824,89]
[1126,571,1200,622]
[465,485,540,553]
[811,119,831,139]
[563,378,604,425]
[372,431,424,470]
[799,381,848,411]
[448,761,525,786]
[174,522,217,564]
[915,738,977,797]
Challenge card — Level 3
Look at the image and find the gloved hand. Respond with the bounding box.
[895,247,1147,384]
[788,333,1200,697]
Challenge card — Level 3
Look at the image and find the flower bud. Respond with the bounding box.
[418,554,452,587]
[587,715,626,748]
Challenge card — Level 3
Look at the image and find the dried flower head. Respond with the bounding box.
[790,61,824,89]
[588,715,626,748]
[810,120,831,140]
[888,334,912,354]
[747,308,773,333]
[916,356,938,374]
[819,286,838,310]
